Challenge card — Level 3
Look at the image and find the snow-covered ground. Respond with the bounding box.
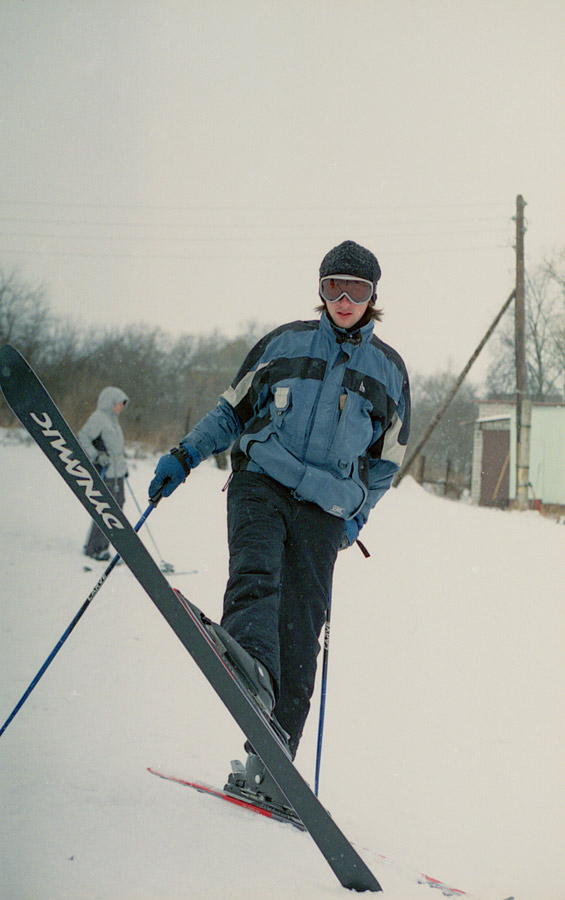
[1,428,564,900]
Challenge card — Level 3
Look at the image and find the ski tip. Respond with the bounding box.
[0,344,18,380]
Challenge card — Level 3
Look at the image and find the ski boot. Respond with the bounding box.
[208,622,275,715]
[171,590,275,716]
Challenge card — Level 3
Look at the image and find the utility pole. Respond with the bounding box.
[514,194,531,510]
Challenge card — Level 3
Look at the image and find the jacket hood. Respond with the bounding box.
[97,386,129,414]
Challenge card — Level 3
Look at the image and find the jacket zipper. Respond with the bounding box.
[301,345,348,459]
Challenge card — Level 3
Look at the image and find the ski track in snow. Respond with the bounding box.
[1,430,564,900]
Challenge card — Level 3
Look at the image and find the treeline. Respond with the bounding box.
[0,266,265,448]
[12,262,555,499]
[0,263,479,497]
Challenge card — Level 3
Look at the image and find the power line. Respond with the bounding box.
[0,244,510,262]
[0,229,511,243]
[0,198,511,212]
[0,215,509,229]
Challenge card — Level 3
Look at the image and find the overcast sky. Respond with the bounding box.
[2,0,564,382]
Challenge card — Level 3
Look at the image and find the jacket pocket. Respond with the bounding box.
[271,384,292,430]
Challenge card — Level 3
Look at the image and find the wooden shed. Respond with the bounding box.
[471,400,565,510]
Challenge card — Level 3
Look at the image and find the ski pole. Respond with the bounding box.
[314,540,369,794]
[0,499,159,740]
[125,477,174,573]
[315,589,332,796]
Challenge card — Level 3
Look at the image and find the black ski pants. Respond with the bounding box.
[220,470,344,757]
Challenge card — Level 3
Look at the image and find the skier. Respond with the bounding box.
[149,240,410,804]
[79,386,129,561]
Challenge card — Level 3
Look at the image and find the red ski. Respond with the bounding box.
[148,768,509,899]
[147,767,306,831]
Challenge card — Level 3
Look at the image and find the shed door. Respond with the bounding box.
[480,429,510,507]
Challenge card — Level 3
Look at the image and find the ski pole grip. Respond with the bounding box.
[149,477,170,506]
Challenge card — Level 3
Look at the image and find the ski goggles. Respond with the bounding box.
[319,275,374,305]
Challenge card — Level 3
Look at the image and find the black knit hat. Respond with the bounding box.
[319,240,381,284]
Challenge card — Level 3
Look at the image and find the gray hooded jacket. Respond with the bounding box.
[78,386,129,479]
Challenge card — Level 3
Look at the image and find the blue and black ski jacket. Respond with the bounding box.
[184,311,410,523]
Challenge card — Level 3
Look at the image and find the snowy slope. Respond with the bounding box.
[1,429,564,900]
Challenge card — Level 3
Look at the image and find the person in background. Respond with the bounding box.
[79,386,129,561]
[149,240,410,805]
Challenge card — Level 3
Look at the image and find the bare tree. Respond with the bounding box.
[544,249,565,396]
[408,370,478,493]
[485,251,565,400]
[0,266,51,363]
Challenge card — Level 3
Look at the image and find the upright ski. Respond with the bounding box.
[0,344,382,893]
